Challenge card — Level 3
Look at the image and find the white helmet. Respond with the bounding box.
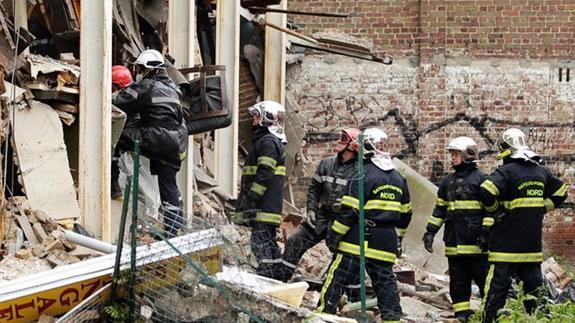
[248,100,285,127]
[497,128,539,162]
[134,49,164,69]
[500,128,529,150]
[447,136,478,162]
[362,128,388,157]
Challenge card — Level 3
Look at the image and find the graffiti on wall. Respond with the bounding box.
[300,94,575,184]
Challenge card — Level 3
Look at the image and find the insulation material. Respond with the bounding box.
[393,158,448,274]
[10,101,80,220]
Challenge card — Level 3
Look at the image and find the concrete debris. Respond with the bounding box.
[0,197,100,280]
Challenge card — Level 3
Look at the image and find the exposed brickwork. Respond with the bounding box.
[239,59,260,146]
[286,0,575,261]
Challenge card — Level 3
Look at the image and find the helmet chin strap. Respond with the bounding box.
[497,149,512,160]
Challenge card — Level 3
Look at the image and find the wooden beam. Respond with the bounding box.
[215,0,240,197]
[264,0,286,106]
[79,0,113,241]
[248,6,349,18]
[168,0,195,219]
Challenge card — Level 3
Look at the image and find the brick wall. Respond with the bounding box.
[286,0,575,261]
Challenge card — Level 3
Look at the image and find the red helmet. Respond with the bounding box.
[112,65,133,89]
[337,128,361,152]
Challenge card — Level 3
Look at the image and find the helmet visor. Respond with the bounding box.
[338,132,351,145]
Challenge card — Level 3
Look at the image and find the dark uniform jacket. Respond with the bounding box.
[426,163,487,256]
[113,69,188,170]
[307,154,357,226]
[479,157,568,263]
[237,126,286,226]
[330,159,412,264]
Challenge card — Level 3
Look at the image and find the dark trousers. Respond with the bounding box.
[279,221,327,282]
[482,263,544,323]
[111,153,183,238]
[318,253,401,321]
[151,161,183,237]
[448,255,489,317]
[251,222,282,280]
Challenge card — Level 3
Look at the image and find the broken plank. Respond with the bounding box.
[399,286,452,310]
[10,101,80,220]
[16,214,40,244]
[32,222,48,242]
[248,7,349,18]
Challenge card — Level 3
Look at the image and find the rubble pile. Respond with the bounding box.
[0,197,99,283]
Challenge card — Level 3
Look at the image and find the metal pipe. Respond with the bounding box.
[64,230,117,254]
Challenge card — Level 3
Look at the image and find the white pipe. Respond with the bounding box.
[64,230,117,254]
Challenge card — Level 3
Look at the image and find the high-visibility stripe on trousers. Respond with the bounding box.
[448,256,488,317]
[481,263,544,323]
[250,222,282,280]
[317,253,401,321]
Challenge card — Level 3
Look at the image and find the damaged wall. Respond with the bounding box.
[287,0,575,261]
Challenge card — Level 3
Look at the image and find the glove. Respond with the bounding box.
[422,231,435,253]
[477,233,489,252]
[332,198,342,213]
[232,209,256,226]
[326,230,343,253]
[396,237,403,257]
[307,210,317,226]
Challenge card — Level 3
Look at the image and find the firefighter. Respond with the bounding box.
[110,65,131,198]
[113,49,188,239]
[234,100,287,279]
[422,136,488,322]
[479,128,568,323]
[318,128,412,322]
[277,128,360,283]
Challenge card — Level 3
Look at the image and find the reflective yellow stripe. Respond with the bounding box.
[254,212,282,225]
[428,216,443,227]
[274,166,286,176]
[400,202,412,213]
[446,245,485,256]
[365,247,397,263]
[484,200,499,212]
[318,253,343,313]
[250,182,267,195]
[481,264,496,312]
[453,301,470,313]
[482,217,494,227]
[341,195,359,209]
[257,156,277,169]
[502,197,544,210]
[364,200,401,211]
[488,252,543,263]
[397,228,407,237]
[447,200,482,211]
[457,245,484,255]
[242,165,257,175]
[481,180,500,196]
[445,246,458,256]
[436,198,448,207]
[338,241,396,263]
[331,220,350,235]
[553,184,568,197]
[544,198,555,212]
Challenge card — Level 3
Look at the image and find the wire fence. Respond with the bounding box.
[58,143,317,323]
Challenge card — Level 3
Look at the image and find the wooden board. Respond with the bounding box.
[10,101,80,220]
